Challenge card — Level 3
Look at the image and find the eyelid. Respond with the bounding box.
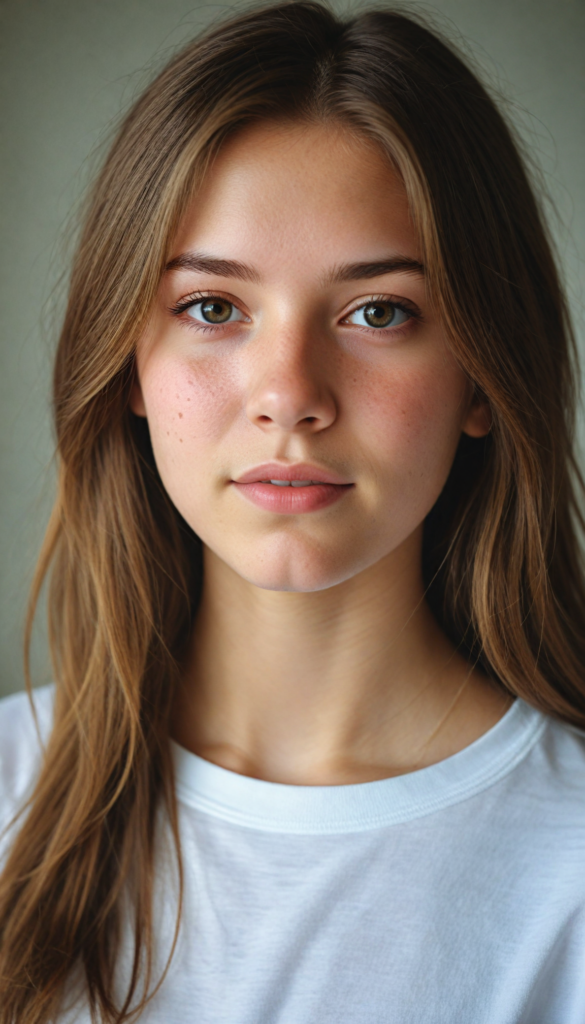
[340,293,423,324]
[167,289,422,327]
[168,289,250,319]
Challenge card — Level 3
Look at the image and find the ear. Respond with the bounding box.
[462,390,491,438]
[129,376,147,418]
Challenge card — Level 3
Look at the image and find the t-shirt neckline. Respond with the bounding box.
[171,697,546,834]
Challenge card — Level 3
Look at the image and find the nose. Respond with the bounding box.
[245,326,337,434]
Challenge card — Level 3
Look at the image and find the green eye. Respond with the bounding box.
[186,298,246,325]
[348,302,410,329]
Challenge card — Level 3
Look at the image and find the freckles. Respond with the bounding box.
[147,352,239,447]
[353,367,420,436]
[181,371,236,442]
[354,362,461,454]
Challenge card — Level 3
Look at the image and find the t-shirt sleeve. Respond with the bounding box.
[0,684,55,848]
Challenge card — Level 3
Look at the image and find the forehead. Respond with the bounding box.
[170,122,419,274]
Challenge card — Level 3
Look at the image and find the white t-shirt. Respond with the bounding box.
[1,684,585,1023]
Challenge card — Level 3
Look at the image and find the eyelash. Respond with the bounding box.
[342,294,422,331]
[168,291,239,334]
[168,291,423,334]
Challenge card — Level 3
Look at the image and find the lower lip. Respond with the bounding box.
[233,481,353,513]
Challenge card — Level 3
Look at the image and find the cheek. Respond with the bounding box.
[139,350,238,461]
[354,357,468,473]
[138,350,243,531]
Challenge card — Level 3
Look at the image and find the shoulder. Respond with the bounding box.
[511,705,585,829]
[540,712,585,785]
[0,684,55,832]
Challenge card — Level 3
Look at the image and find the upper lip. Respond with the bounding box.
[233,463,353,485]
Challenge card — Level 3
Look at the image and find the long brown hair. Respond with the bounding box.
[1,2,584,1020]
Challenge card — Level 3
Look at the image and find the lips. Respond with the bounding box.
[234,463,351,485]
[232,463,353,514]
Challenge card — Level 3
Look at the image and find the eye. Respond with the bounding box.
[186,297,246,325]
[347,301,411,329]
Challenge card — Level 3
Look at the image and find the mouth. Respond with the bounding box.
[234,463,352,486]
[232,463,353,514]
[260,479,326,487]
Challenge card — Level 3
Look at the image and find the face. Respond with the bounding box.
[131,122,489,592]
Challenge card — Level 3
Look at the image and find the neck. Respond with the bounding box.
[172,532,510,784]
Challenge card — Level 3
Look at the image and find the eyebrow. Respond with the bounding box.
[164,251,424,284]
[325,257,425,284]
[164,251,261,283]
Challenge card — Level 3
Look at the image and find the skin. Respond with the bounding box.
[131,121,511,785]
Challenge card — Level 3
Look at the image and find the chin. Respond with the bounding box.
[224,540,374,593]
[238,568,352,594]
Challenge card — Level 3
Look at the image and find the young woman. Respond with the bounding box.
[1,2,584,1021]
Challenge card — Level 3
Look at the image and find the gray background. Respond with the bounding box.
[0,0,583,698]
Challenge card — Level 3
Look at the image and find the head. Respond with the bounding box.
[2,3,585,1021]
[129,118,490,595]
